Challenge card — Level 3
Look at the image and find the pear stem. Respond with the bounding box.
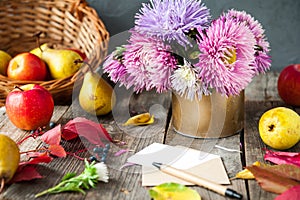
[33,31,44,53]
[74,59,93,73]
[0,178,4,194]
[14,85,24,92]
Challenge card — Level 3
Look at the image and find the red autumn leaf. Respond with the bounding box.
[41,124,62,145]
[60,127,78,141]
[10,165,43,183]
[48,144,67,157]
[274,185,300,200]
[246,165,300,194]
[264,149,300,167]
[19,153,53,166]
[62,117,113,145]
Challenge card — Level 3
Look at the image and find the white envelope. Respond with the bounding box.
[127,143,230,186]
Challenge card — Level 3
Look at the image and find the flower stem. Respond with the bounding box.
[35,180,68,198]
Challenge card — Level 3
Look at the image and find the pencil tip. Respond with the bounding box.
[225,188,243,199]
[152,162,162,169]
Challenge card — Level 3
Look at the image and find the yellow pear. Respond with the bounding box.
[30,43,48,58]
[0,134,20,191]
[259,107,300,150]
[0,50,12,76]
[30,43,82,79]
[79,69,115,116]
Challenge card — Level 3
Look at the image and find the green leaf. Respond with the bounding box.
[61,173,77,181]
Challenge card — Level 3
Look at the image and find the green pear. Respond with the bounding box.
[0,50,12,76]
[79,70,115,116]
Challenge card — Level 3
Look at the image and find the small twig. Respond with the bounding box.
[19,148,47,155]
[66,148,88,161]
[215,145,242,153]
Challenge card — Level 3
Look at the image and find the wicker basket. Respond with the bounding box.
[0,0,109,106]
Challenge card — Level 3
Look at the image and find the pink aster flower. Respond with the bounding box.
[195,17,256,96]
[223,9,271,74]
[103,46,128,85]
[123,30,177,93]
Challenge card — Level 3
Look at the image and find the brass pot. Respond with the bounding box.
[172,90,244,138]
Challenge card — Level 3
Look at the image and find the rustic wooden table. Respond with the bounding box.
[0,71,299,200]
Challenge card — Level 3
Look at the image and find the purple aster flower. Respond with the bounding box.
[103,46,128,85]
[195,17,256,96]
[135,0,211,48]
[223,9,271,74]
[123,30,177,93]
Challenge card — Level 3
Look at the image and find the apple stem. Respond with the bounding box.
[14,85,24,92]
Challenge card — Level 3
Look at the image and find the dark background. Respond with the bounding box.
[87,0,300,71]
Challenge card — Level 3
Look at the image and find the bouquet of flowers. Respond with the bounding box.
[103,0,271,100]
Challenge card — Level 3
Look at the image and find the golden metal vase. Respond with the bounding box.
[172,90,244,138]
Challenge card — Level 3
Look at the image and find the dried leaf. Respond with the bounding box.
[123,113,154,126]
[62,117,112,145]
[246,165,300,194]
[264,149,300,167]
[10,166,43,183]
[261,164,300,182]
[235,161,262,179]
[41,124,61,145]
[274,185,300,200]
[48,145,67,158]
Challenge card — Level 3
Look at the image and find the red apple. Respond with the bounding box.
[5,84,54,130]
[277,64,300,106]
[7,52,47,81]
[67,48,87,61]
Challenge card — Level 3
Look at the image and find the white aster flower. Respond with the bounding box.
[171,60,209,100]
[94,162,109,183]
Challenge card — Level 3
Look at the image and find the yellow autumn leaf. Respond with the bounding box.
[123,112,154,126]
[149,182,201,200]
[235,161,262,179]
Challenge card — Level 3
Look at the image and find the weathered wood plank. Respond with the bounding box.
[164,121,247,200]
[245,71,280,102]
[88,89,172,200]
